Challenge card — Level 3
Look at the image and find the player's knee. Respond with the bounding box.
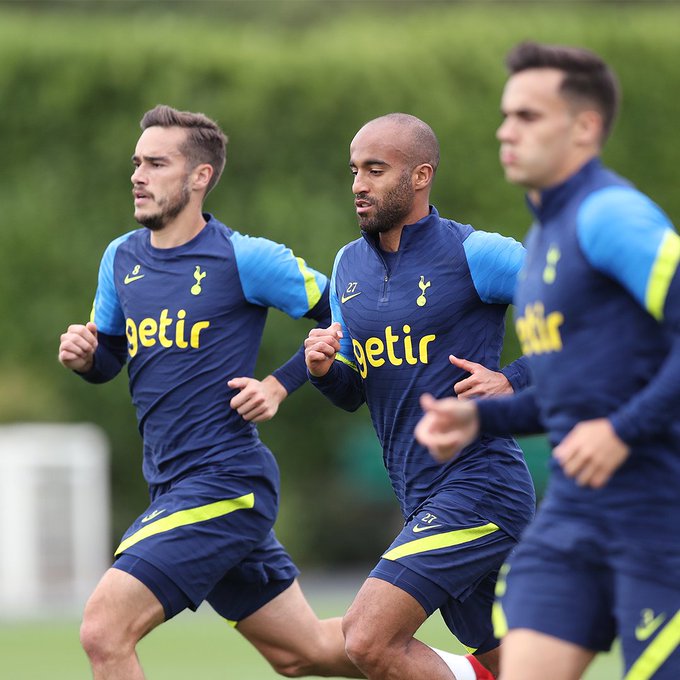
[80,601,133,665]
[80,613,119,664]
[265,649,318,678]
[342,616,386,673]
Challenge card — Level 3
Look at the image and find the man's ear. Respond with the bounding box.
[192,163,214,192]
[575,109,604,148]
[413,163,435,190]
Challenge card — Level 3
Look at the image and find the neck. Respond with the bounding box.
[527,152,599,206]
[378,202,430,253]
[378,227,403,253]
[149,209,207,249]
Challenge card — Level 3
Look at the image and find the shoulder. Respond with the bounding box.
[332,237,367,271]
[105,228,141,253]
[577,186,673,253]
[229,229,293,263]
[463,228,526,269]
[100,228,142,269]
[436,216,475,243]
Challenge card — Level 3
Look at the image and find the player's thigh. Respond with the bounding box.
[370,499,516,653]
[496,528,616,653]
[344,576,430,645]
[616,552,680,680]
[500,628,596,680]
[236,579,341,656]
[83,567,165,642]
[206,528,299,624]
[115,460,281,618]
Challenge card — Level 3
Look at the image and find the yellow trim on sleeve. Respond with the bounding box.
[624,609,680,680]
[645,230,680,321]
[382,522,500,561]
[295,257,322,310]
[114,493,255,556]
[336,353,359,372]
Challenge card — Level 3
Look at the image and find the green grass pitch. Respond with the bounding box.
[0,584,622,679]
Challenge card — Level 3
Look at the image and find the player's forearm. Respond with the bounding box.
[500,356,532,392]
[272,346,308,395]
[308,360,365,412]
[78,332,127,384]
[274,286,333,394]
[476,386,544,436]
[609,336,680,444]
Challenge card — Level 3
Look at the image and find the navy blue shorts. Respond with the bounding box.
[370,493,519,654]
[112,445,299,621]
[496,508,680,678]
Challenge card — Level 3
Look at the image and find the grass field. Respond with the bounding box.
[0,575,622,679]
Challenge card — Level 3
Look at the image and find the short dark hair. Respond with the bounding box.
[140,105,228,194]
[505,41,620,141]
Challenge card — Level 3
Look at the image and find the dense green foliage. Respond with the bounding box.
[1,1,679,565]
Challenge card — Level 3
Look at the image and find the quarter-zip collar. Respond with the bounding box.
[527,157,602,225]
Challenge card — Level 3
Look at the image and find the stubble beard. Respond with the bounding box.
[358,172,415,236]
[136,180,192,232]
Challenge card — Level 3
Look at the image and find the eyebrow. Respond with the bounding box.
[349,159,390,168]
[131,154,170,164]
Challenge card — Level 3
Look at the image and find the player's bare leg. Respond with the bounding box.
[499,629,595,680]
[80,568,165,680]
[237,579,364,677]
[343,576,483,679]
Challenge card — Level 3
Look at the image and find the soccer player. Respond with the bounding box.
[58,105,364,680]
[415,42,680,680]
[304,113,536,680]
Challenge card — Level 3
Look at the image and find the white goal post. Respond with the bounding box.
[0,423,110,618]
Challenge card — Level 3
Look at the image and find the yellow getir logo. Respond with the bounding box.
[515,302,563,356]
[126,309,210,357]
[352,324,436,378]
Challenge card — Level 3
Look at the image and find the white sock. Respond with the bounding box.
[431,647,476,680]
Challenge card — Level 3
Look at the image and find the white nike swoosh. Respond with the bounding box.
[141,509,166,523]
[341,292,362,303]
[412,523,442,533]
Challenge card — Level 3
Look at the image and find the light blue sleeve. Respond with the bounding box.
[463,231,526,304]
[329,246,359,372]
[577,187,680,320]
[231,232,328,318]
[91,232,134,335]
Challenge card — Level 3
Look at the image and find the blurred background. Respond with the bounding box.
[0,0,677,677]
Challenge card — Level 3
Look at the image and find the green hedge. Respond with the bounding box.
[1,2,678,564]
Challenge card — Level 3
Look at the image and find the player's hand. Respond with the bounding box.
[228,375,288,423]
[553,418,630,488]
[58,322,98,373]
[451,355,513,400]
[415,393,480,463]
[304,322,342,378]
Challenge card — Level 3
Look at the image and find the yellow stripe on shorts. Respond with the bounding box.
[492,563,511,639]
[382,522,500,561]
[114,493,255,556]
[625,609,680,680]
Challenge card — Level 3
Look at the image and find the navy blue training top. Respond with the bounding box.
[83,214,330,486]
[311,206,535,539]
[478,158,680,531]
